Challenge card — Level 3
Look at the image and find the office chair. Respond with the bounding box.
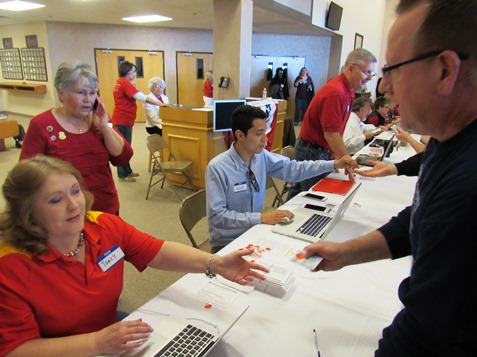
[146,134,195,200]
[272,145,296,207]
[179,189,209,250]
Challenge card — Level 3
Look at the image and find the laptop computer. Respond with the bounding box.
[355,135,395,166]
[272,182,361,243]
[118,315,220,357]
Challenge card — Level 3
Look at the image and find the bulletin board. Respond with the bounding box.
[21,47,47,81]
[0,48,23,80]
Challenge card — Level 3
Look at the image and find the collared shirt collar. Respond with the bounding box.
[229,143,257,169]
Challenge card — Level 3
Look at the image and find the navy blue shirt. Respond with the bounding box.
[377,119,477,356]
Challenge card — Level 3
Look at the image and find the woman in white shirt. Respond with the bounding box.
[144,76,170,136]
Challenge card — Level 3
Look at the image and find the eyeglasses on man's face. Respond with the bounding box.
[381,49,469,77]
[351,63,376,78]
[248,169,260,192]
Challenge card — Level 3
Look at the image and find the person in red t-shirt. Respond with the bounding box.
[111,61,168,182]
[0,156,268,357]
[20,60,132,215]
[203,70,214,107]
[288,48,377,200]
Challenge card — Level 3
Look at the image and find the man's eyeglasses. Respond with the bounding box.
[351,63,376,78]
[382,50,469,76]
[248,169,260,192]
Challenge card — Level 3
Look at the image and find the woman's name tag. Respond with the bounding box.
[97,244,125,272]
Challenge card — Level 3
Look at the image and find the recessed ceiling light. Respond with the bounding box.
[122,15,172,23]
[0,1,45,11]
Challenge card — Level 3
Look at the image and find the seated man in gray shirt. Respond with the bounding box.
[206,105,357,253]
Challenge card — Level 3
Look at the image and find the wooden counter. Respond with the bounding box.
[161,106,225,189]
[161,101,286,189]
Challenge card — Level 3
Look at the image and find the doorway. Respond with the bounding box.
[250,55,305,118]
[95,49,165,123]
[176,52,213,107]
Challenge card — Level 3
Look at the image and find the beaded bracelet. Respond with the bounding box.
[205,254,216,279]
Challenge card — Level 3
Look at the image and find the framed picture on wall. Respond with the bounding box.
[25,34,38,48]
[2,37,13,49]
[354,33,364,49]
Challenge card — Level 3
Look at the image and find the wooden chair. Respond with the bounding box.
[179,189,209,250]
[146,134,195,200]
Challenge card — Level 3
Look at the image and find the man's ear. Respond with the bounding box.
[235,129,245,141]
[435,50,461,95]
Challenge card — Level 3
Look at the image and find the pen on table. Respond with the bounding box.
[313,328,321,357]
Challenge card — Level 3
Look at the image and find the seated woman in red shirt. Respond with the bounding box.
[366,96,391,128]
[0,156,268,357]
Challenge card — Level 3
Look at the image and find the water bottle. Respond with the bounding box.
[262,88,267,99]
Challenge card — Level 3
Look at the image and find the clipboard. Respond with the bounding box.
[311,177,355,195]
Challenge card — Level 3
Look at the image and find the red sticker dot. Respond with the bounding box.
[203,303,212,309]
[295,253,305,260]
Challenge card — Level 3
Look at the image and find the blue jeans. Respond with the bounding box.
[287,137,329,201]
[294,98,308,124]
[115,124,133,178]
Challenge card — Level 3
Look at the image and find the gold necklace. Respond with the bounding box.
[70,119,86,133]
[64,232,85,259]
[60,107,87,133]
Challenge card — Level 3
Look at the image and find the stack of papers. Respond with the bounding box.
[250,261,294,297]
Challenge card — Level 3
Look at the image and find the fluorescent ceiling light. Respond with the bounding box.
[0,1,45,11]
[122,15,172,23]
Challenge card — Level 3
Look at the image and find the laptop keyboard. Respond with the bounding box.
[155,324,216,357]
[298,214,332,237]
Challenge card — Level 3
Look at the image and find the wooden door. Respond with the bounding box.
[177,52,213,107]
[95,49,164,123]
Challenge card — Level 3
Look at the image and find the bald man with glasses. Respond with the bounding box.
[304,0,477,355]
[288,48,377,200]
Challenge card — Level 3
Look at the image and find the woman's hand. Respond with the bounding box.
[92,96,111,132]
[91,319,154,355]
[213,249,269,285]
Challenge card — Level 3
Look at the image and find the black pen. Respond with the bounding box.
[313,328,321,357]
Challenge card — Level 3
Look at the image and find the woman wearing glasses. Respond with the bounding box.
[144,76,170,136]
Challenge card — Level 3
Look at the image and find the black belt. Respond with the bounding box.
[298,137,326,150]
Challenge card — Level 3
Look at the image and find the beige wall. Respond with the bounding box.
[0,22,55,116]
[0,21,332,117]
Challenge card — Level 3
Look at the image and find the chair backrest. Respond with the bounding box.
[146,134,175,161]
[281,145,295,160]
[179,189,207,248]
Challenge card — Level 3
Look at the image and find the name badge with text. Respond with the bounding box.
[234,181,247,193]
[97,244,125,272]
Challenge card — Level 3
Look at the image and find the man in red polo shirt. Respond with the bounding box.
[288,48,377,200]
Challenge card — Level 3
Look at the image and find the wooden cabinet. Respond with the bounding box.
[0,81,47,93]
[161,101,287,189]
[161,106,222,189]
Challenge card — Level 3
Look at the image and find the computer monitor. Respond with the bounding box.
[325,2,343,31]
[213,99,246,133]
